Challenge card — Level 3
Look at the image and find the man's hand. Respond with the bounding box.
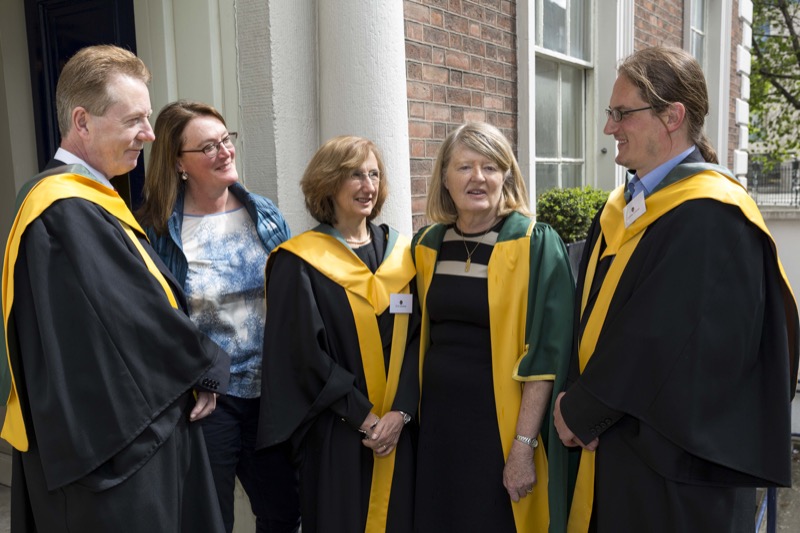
[190,392,217,421]
[554,392,598,451]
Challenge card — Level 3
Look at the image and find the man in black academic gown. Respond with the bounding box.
[553,46,799,533]
[1,45,229,532]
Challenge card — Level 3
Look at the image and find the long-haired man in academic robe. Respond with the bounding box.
[553,46,799,533]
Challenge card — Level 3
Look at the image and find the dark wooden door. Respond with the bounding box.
[24,0,143,209]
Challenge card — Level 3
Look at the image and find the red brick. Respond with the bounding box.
[422,64,449,84]
[406,21,424,41]
[471,92,484,107]
[411,176,428,195]
[485,10,497,27]
[497,47,515,65]
[410,158,433,175]
[451,106,465,123]
[449,0,463,13]
[432,47,445,65]
[485,94,504,110]
[406,42,432,62]
[483,59,505,78]
[412,214,428,232]
[463,36,486,56]
[431,9,444,27]
[486,77,497,92]
[464,108,487,122]
[426,139,444,157]
[404,2,430,24]
[481,25,504,45]
[408,81,432,100]
[463,73,485,90]
[445,50,471,70]
[450,70,463,86]
[483,0,501,11]
[444,13,469,34]
[446,87,472,105]
[424,26,449,46]
[496,79,513,97]
[462,1,483,21]
[408,101,425,119]
[469,22,482,37]
[432,85,447,103]
[412,196,428,213]
[434,122,447,139]
[410,140,426,157]
[409,121,433,139]
[470,56,483,71]
[425,103,451,121]
[407,62,423,81]
[497,14,513,31]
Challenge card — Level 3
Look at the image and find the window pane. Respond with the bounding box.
[536,163,559,193]
[535,59,558,158]
[561,162,583,188]
[561,65,583,158]
[692,32,704,64]
[543,0,567,54]
[692,0,705,29]
[570,0,589,60]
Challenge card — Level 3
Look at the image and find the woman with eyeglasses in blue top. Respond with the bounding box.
[137,100,299,533]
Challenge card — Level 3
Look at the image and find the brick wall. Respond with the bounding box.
[404,0,518,230]
[634,0,683,50]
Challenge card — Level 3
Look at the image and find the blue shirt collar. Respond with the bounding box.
[627,145,696,199]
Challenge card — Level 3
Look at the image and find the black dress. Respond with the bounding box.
[415,221,516,532]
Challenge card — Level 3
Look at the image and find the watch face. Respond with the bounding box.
[402,413,411,424]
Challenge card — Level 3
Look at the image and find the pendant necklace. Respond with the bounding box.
[460,225,492,272]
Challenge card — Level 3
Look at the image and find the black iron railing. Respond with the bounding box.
[748,160,800,208]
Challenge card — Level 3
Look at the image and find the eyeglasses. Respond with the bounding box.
[605,106,653,122]
[181,132,238,158]
[350,170,380,183]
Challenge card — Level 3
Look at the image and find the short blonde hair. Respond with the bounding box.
[427,122,530,224]
[56,45,151,137]
[301,136,388,225]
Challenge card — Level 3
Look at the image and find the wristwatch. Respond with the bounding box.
[398,411,412,425]
[515,434,538,450]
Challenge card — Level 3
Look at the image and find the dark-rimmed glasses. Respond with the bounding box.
[605,106,653,122]
[181,132,238,159]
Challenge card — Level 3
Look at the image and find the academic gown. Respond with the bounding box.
[561,161,799,533]
[412,212,575,533]
[2,169,230,532]
[257,223,419,533]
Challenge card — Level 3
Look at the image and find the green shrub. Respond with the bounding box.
[536,186,609,244]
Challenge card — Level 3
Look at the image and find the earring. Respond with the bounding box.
[180,171,188,181]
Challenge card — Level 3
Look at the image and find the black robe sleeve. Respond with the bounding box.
[10,198,229,491]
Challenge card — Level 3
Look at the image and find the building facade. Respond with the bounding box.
[0,0,755,511]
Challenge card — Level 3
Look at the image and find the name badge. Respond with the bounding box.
[624,192,646,228]
[390,293,413,314]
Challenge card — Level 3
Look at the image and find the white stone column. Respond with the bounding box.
[318,0,413,236]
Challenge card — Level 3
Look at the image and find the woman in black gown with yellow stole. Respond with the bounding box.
[257,136,418,533]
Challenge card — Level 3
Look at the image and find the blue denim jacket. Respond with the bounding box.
[145,182,291,287]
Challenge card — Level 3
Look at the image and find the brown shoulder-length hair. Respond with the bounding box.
[56,44,151,137]
[427,122,531,224]
[136,100,226,233]
[618,46,718,164]
[300,135,388,225]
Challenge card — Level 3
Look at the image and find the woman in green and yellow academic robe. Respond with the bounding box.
[412,123,575,533]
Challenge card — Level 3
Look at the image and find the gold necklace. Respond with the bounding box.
[459,226,492,272]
